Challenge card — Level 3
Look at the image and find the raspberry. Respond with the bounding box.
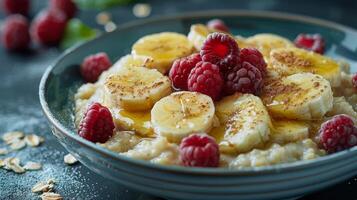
[188,61,223,100]
[30,9,67,46]
[352,73,357,89]
[179,134,220,167]
[80,52,112,83]
[207,19,230,33]
[318,114,357,153]
[49,0,77,19]
[1,14,30,51]
[169,53,201,90]
[200,32,240,72]
[239,48,267,76]
[223,61,263,95]
[294,33,325,54]
[78,103,115,143]
[2,0,30,16]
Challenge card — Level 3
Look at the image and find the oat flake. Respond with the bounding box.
[23,161,42,170]
[40,192,63,200]
[64,153,78,165]
[32,179,55,193]
[10,139,26,150]
[2,131,24,143]
[0,148,8,155]
[25,134,44,147]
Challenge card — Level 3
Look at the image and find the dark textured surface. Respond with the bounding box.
[0,0,357,199]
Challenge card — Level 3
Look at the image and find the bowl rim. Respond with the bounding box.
[39,10,357,175]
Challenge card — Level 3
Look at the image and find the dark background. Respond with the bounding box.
[0,0,357,199]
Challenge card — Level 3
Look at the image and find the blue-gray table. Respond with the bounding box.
[1,0,357,199]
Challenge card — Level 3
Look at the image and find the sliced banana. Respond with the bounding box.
[132,32,194,74]
[245,33,294,59]
[270,119,309,145]
[261,73,333,120]
[187,24,210,50]
[104,66,172,111]
[215,93,272,154]
[269,47,341,87]
[151,91,215,142]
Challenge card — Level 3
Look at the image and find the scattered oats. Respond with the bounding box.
[32,179,55,193]
[64,153,78,165]
[2,131,24,144]
[10,139,26,150]
[104,21,116,32]
[40,192,63,200]
[96,12,111,25]
[23,161,42,170]
[4,157,25,173]
[133,3,151,18]
[0,148,8,155]
[0,159,4,168]
[25,134,44,147]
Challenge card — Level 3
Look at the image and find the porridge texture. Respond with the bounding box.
[75,24,357,169]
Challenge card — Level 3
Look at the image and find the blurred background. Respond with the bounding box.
[0,0,357,199]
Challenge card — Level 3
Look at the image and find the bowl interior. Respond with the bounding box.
[41,11,357,173]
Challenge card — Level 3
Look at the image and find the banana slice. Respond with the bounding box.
[151,91,215,142]
[132,32,194,74]
[245,33,294,59]
[215,93,272,154]
[269,47,341,87]
[187,24,211,50]
[261,73,333,120]
[104,66,172,111]
[270,119,309,145]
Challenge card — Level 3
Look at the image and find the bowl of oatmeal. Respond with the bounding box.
[40,11,357,200]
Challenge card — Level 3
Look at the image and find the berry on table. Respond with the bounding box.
[49,0,77,19]
[239,47,267,76]
[352,73,357,89]
[200,32,240,72]
[188,61,223,100]
[294,33,325,54]
[2,0,30,16]
[80,52,112,83]
[1,14,30,51]
[207,19,230,33]
[318,114,357,153]
[179,134,220,167]
[223,61,263,95]
[78,102,115,143]
[30,9,67,46]
[169,53,201,90]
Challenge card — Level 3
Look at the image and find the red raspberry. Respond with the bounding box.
[169,53,201,90]
[207,19,230,33]
[30,9,67,46]
[80,52,112,83]
[78,103,115,143]
[1,14,30,51]
[200,32,240,72]
[188,61,223,100]
[2,0,30,16]
[239,48,267,76]
[352,73,357,89]
[49,0,77,19]
[179,134,220,167]
[223,61,263,95]
[294,33,325,54]
[318,114,357,153]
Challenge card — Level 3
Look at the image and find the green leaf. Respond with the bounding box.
[60,19,99,50]
[74,0,134,10]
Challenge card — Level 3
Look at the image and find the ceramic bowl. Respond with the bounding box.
[39,10,357,200]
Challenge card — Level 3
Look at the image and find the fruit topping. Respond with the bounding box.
[78,103,115,143]
[294,33,325,54]
[80,52,112,83]
[188,61,223,100]
[207,19,229,33]
[239,47,267,76]
[1,14,30,51]
[179,134,220,167]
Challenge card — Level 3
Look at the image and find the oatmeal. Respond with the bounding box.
[74,21,357,168]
